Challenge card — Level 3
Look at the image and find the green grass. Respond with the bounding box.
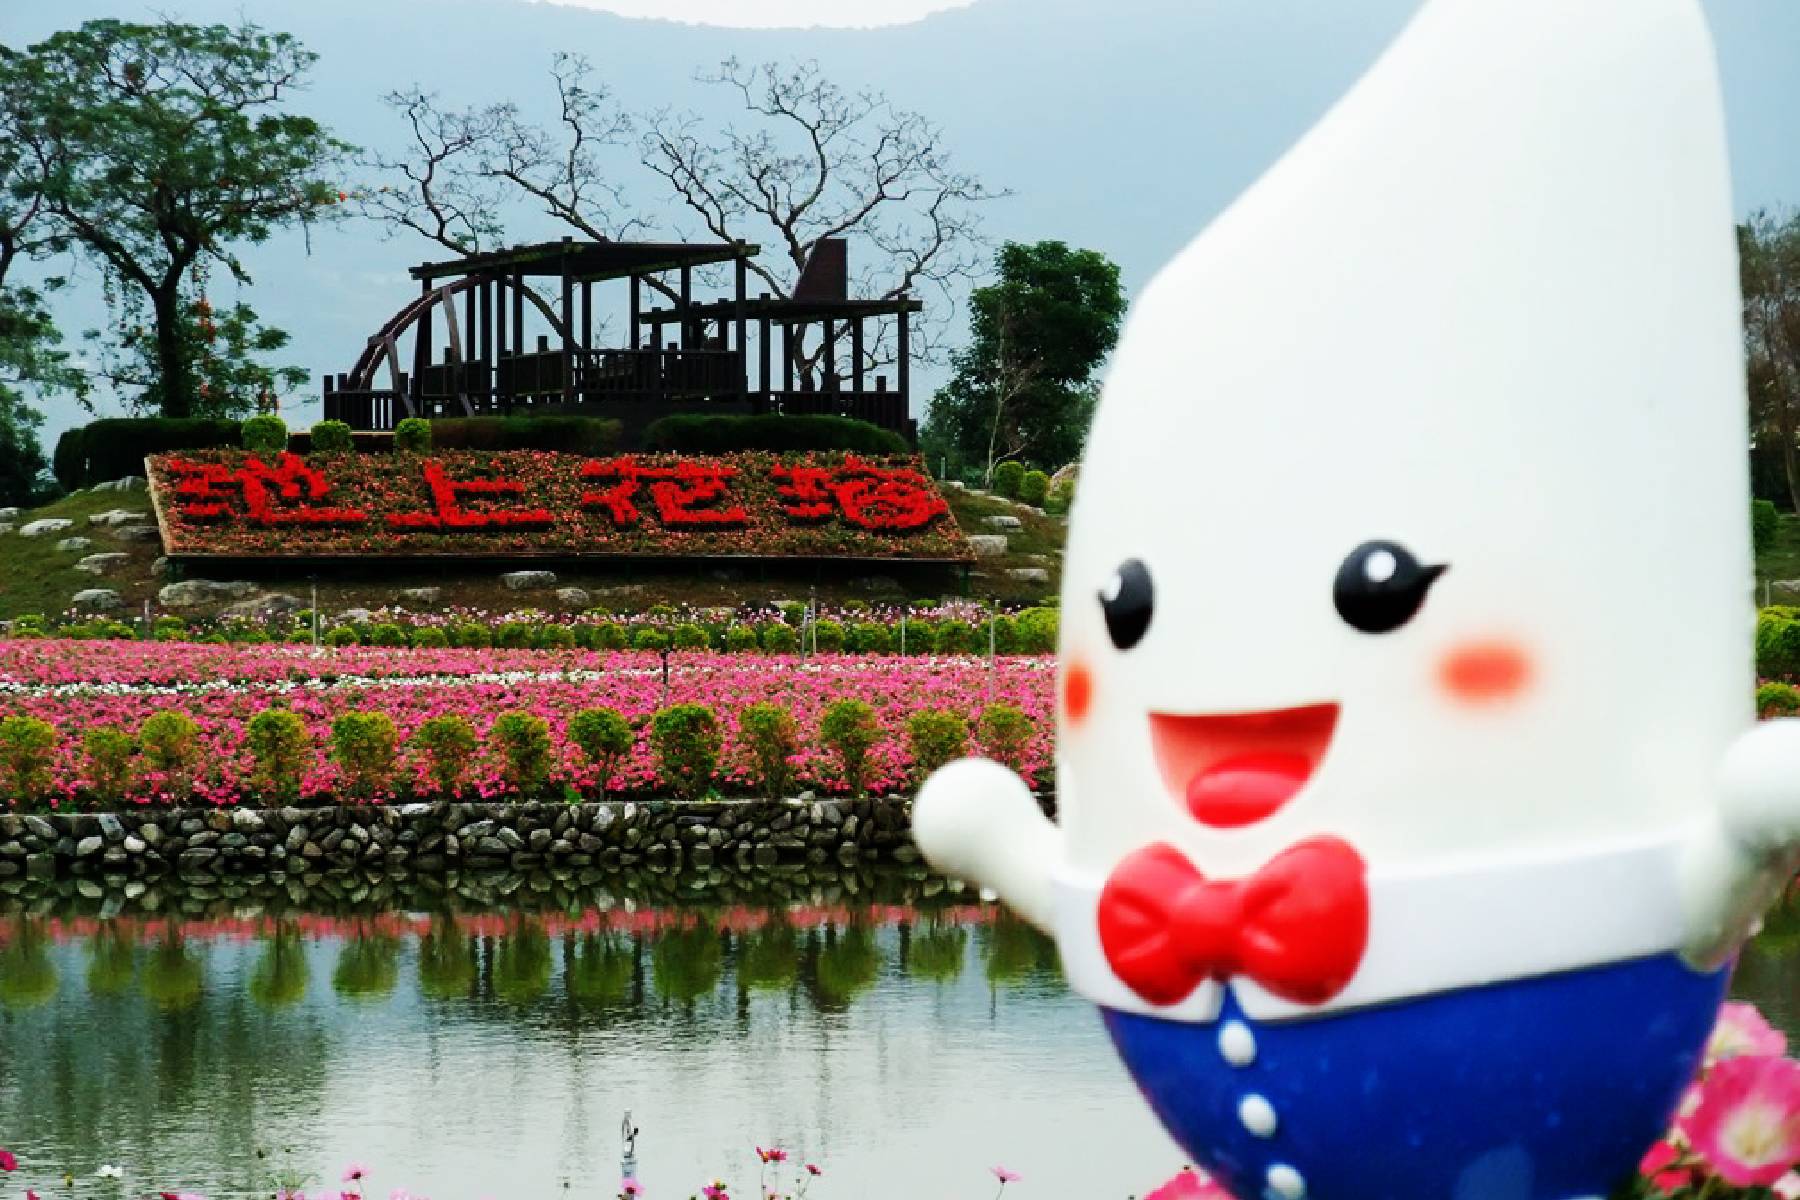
[0,484,164,620]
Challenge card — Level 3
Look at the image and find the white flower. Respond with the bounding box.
[96,1164,123,1180]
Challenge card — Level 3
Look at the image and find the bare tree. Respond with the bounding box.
[642,58,1003,375]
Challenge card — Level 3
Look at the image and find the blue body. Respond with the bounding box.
[1104,955,1728,1200]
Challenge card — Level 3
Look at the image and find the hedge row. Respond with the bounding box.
[643,413,909,455]
[0,698,1035,809]
[55,418,243,490]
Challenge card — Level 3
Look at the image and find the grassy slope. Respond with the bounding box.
[0,481,1067,622]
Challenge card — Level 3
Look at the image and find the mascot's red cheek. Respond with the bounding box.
[1063,662,1095,727]
[1439,640,1532,705]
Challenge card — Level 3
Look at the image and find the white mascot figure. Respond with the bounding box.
[914,1,1800,1198]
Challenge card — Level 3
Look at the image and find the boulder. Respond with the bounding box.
[337,607,375,624]
[221,592,304,621]
[1006,568,1051,583]
[159,580,242,608]
[1773,580,1800,603]
[966,534,1010,558]
[75,553,132,575]
[71,589,123,611]
[502,570,557,591]
[55,537,94,553]
[0,525,13,537]
[19,518,72,538]
[555,587,592,607]
[398,587,442,605]
[113,524,164,545]
[0,507,17,520]
[92,476,145,493]
[982,515,1023,530]
[88,509,149,528]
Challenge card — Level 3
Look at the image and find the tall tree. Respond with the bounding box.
[1,19,351,418]
[1742,211,1800,513]
[923,240,1125,482]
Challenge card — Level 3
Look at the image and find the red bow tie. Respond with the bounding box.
[1097,836,1369,1007]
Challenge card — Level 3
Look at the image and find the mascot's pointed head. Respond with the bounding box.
[1056,0,1749,879]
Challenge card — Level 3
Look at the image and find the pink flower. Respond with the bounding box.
[0,1149,16,1172]
[619,1179,642,1198]
[804,1164,822,1177]
[159,1193,206,1200]
[702,1183,731,1200]
[992,1166,1021,1184]
[1145,1168,1234,1200]
[1638,1141,1699,1194]
[1709,1003,1790,1064]
[343,1165,368,1184]
[1683,1055,1800,1187]
[1779,1173,1800,1200]
[756,1147,788,1164]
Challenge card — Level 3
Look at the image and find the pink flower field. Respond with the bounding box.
[0,638,1057,808]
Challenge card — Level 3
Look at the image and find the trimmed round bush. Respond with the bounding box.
[1757,682,1800,718]
[411,626,449,648]
[977,703,1035,772]
[536,624,577,651]
[642,412,906,455]
[452,622,492,649]
[846,622,893,655]
[489,711,554,796]
[310,420,354,455]
[591,622,629,651]
[411,714,478,797]
[1018,469,1051,507]
[330,711,398,797]
[152,615,189,642]
[370,623,409,648]
[82,726,135,804]
[139,711,202,792]
[672,623,709,650]
[725,624,760,653]
[1756,608,1800,680]
[992,461,1026,499]
[0,716,59,801]
[738,702,800,798]
[1046,478,1075,516]
[1754,499,1780,557]
[760,623,798,654]
[568,707,633,794]
[1016,607,1060,654]
[495,621,534,649]
[241,414,288,456]
[819,699,881,796]
[395,417,433,456]
[932,619,977,655]
[813,619,846,653]
[990,614,1020,655]
[900,619,934,656]
[246,708,311,800]
[650,703,723,799]
[633,627,671,653]
[906,709,970,779]
[325,625,362,648]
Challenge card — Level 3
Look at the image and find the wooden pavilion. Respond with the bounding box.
[322,236,922,442]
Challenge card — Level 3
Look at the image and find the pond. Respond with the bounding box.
[0,869,1795,1200]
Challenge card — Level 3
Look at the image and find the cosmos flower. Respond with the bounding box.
[992,1166,1021,1184]
[1708,1002,1789,1064]
[1683,1055,1800,1187]
[0,1150,15,1172]
[755,1147,788,1164]
[342,1164,368,1184]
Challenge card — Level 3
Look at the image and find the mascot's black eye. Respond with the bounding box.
[1099,559,1154,650]
[1333,541,1447,634]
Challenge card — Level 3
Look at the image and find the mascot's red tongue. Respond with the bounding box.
[1186,753,1313,828]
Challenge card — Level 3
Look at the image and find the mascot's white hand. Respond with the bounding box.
[1684,719,1800,966]
[913,757,1062,932]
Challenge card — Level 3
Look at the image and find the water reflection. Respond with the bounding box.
[0,872,1792,1200]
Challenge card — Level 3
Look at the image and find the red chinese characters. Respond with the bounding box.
[167,453,368,527]
[771,455,949,532]
[579,458,749,529]
[386,459,555,531]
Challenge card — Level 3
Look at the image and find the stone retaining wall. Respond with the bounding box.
[0,795,1056,881]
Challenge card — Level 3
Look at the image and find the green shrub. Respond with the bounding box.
[932,619,977,655]
[430,416,621,456]
[900,619,934,655]
[0,716,58,800]
[536,624,577,651]
[82,726,135,803]
[642,413,908,455]
[489,711,554,796]
[490,621,528,649]
[370,623,409,648]
[590,622,628,651]
[325,625,362,648]
[813,619,846,653]
[1757,609,1800,680]
[394,417,433,456]
[977,704,1034,772]
[139,711,201,792]
[1754,499,1781,557]
[1046,477,1075,516]
[846,622,893,654]
[1757,682,1800,718]
[568,707,633,794]
[451,622,492,649]
[777,602,806,626]
[245,709,311,800]
[990,614,1020,654]
[56,417,242,490]
[819,699,881,796]
[633,627,671,653]
[310,420,354,455]
[725,624,760,653]
[411,626,449,648]
[760,623,798,654]
[672,623,709,650]
[738,702,800,797]
[330,711,398,797]
[992,461,1026,499]
[1016,607,1060,654]
[151,616,189,642]
[241,414,288,456]
[907,709,970,779]
[650,703,723,799]
[411,715,477,797]
[1018,469,1051,507]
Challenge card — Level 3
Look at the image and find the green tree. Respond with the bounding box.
[1,19,351,418]
[923,240,1125,482]
[1744,211,1800,513]
[88,290,308,418]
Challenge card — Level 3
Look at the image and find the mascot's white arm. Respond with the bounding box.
[1684,720,1800,966]
[913,758,1063,933]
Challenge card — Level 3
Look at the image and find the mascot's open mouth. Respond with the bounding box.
[1148,703,1340,828]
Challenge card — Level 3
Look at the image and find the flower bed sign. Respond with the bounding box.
[146,450,972,561]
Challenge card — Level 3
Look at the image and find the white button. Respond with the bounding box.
[1239,1094,1278,1138]
[1266,1165,1306,1200]
[1218,1020,1257,1066]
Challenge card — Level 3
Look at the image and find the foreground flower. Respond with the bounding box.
[1637,1142,1698,1195]
[343,1165,368,1184]
[159,1192,206,1200]
[1709,1002,1789,1064]
[1779,1173,1800,1200]
[755,1147,788,1164]
[619,1178,642,1198]
[991,1166,1020,1184]
[1146,1167,1232,1200]
[0,1149,16,1172]
[1683,1055,1800,1187]
[701,1183,730,1200]
[804,1164,822,1177]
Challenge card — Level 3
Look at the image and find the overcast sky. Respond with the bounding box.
[530,0,976,28]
